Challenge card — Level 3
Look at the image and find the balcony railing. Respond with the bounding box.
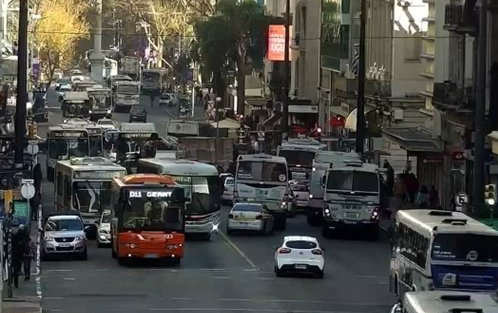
[433,81,474,109]
[443,2,477,36]
[365,80,391,98]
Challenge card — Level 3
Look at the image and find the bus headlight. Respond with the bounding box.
[324,208,331,217]
[309,194,313,199]
[280,202,287,209]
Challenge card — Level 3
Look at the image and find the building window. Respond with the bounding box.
[341,0,350,14]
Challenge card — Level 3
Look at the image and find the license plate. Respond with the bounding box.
[295,264,307,269]
[345,204,360,210]
[144,254,159,259]
[59,243,71,248]
[345,212,358,218]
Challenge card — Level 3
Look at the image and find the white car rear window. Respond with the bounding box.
[286,240,317,249]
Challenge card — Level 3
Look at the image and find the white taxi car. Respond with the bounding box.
[226,203,274,235]
[221,177,234,204]
[274,236,324,278]
[96,210,111,248]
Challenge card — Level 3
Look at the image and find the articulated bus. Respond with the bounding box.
[277,137,327,211]
[54,157,127,238]
[137,158,220,240]
[234,154,289,230]
[110,174,187,265]
[307,151,361,225]
[47,125,90,181]
[391,210,498,300]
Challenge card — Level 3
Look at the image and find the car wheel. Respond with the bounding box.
[226,228,233,236]
[97,241,103,248]
[118,258,127,266]
[315,270,324,279]
[204,233,211,241]
[79,249,88,260]
[274,266,284,277]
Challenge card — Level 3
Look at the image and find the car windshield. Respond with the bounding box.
[233,204,262,212]
[101,214,111,223]
[58,78,71,85]
[117,85,139,95]
[432,234,498,262]
[98,120,113,125]
[48,138,89,159]
[73,181,112,213]
[45,218,83,231]
[279,150,315,167]
[131,106,146,113]
[121,188,184,232]
[326,170,379,193]
[172,175,220,215]
[286,240,318,249]
[236,161,287,183]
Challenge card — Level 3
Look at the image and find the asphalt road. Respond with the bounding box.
[37,87,395,313]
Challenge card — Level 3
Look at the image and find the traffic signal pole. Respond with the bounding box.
[472,0,488,217]
[281,0,290,141]
[355,0,367,154]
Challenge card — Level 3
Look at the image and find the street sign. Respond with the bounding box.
[21,179,34,184]
[20,183,35,199]
[455,192,470,206]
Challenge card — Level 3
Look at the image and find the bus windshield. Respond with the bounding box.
[117,85,139,95]
[120,188,184,232]
[172,175,220,215]
[432,234,498,263]
[89,136,103,156]
[49,138,89,160]
[72,181,112,213]
[279,150,315,167]
[326,170,379,193]
[236,161,287,183]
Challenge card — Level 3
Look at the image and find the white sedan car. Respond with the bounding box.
[96,210,111,248]
[226,203,274,235]
[274,236,325,278]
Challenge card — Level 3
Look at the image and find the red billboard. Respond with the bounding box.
[267,25,286,61]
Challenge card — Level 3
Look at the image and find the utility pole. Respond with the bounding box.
[90,0,104,83]
[15,0,28,169]
[355,0,367,154]
[472,0,488,217]
[281,0,290,141]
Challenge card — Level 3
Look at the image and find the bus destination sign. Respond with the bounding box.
[122,133,153,139]
[128,190,172,198]
[50,131,87,138]
[87,128,103,135]
[74,170,126,180]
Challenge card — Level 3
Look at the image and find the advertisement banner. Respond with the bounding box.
[267,25,286,61]
[431,264,498,291]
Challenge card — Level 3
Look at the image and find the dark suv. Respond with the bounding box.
[129,105,147,122]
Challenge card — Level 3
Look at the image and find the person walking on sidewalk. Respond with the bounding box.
[12,224,30,288]
[23,239,35,281]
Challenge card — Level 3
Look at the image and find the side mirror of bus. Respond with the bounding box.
[321,176,326,188]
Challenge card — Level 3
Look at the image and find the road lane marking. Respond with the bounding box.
[169,298,389,306]
[212,276,230,279]
[171,298,193,300]
[63,277,76,281]
[45,269,74,272]
[217,230,260,271]
[44,297,64,300]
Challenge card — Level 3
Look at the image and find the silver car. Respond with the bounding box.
[41,214,88,260]
[227,203,274,235]
[96,210,111,248]
[222,177,234,204]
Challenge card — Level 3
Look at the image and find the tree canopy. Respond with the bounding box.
[193,0,270,115]
[33,0,89,84]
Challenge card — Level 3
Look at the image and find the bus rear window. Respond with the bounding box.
[432,234,498,262]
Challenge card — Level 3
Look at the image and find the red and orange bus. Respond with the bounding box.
[110,174,186,265]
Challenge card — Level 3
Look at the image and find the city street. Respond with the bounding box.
[36,88,395,313]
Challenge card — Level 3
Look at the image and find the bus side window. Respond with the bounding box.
[57,172,63,195]
[63,175,71,208]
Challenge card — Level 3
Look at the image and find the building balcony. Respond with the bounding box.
[443,2,477,36]
[432,81,474,110]
[365,79,391,98]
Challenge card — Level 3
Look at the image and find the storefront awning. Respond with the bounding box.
[329,106,349,118]
[382,127,443,153]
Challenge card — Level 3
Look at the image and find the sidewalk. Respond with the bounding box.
[2,217,42,313]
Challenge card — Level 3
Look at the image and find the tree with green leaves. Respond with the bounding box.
[193,0,270,115]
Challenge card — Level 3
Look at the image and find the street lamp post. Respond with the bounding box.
[215,96,222,164]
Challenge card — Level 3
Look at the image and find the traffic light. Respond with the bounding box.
[485,184,496,206]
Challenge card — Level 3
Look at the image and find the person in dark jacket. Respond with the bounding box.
[12,224,30,287]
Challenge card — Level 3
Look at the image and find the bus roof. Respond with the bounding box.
[56,157,126,172]
[139,158,218,176]
[280,137,327,151]
[237,154,287,164]
[48,124,87,132]
[63,91,89,101]
[119,123,156,133]
[314,151,361,165]
[327,161,378,172]
[403,291,498,313]
[395,210,498,236]
[114,174,177,187]
[87,87,111,93]
[115,81,140,86]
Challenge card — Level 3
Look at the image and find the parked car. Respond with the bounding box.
[227,203,274,235]
[40,211,88,260]
[222,177,234,204]
[129,105,147,122]
[274,236,324,278]
[96,210,111,248]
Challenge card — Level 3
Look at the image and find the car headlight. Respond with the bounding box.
[44,235,54,241]
[75,235,86,241]
[89,110,92,113]
[107,109,111,113]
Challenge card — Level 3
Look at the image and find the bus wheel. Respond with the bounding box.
[171,257,181,266]
[47,168,54,182]
[111,248,117,259]
[274,214,287,231]
[118,257,127,266]
[204,233,211,241]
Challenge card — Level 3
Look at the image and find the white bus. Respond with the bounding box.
[392,291,498,313]
[322,161,381,238]
[234,154,289,230]
[390,210,498,300]
[277,137,327,211]
[136,158,220,240]
[54,157,127,238]
[307,151,361,226]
